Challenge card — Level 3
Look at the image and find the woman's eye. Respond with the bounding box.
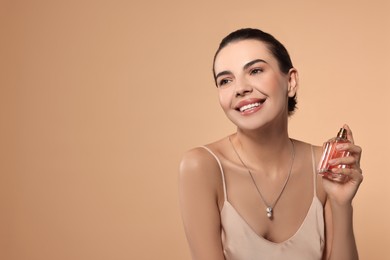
[218,78,230,87]
[250,68,263,75]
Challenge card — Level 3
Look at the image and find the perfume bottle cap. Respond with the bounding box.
[337,128,347,139]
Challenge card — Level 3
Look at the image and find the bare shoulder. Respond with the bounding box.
[311,144,323,159]
[295,139,327,201]
[179,138,229,210]
[291,139,322,157]
[290,139,322,172]
[179,138,228,188]
[178,142,227,259]
[179,147,218,176]
[180,137,228,171]
[291,139,327,203]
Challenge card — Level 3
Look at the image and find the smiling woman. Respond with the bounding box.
[179,28,363,260]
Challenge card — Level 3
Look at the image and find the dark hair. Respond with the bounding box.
[212,28,297,114]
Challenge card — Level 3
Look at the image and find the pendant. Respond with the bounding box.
[266,207,273,218]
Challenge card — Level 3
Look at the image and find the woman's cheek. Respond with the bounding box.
[218,91,232,111]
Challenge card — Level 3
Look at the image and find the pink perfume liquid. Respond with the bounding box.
[318,128,350,182]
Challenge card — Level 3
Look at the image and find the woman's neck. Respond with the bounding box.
[232,124,293,175]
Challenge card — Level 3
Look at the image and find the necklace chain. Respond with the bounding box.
[228,136,295,219]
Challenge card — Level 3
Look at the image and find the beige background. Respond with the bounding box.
[1,0,389,259]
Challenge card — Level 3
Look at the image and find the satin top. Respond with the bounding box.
[202,145,325,260]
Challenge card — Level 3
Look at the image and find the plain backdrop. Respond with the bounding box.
[1,0,389,259]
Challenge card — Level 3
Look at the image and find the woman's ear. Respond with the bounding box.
[287,68,299,97]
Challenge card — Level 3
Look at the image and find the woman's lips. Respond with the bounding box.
[235,98,266,114]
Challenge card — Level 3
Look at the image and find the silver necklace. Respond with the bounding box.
[228,136,295,219]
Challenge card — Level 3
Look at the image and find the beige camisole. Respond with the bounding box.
[202,146,325,260]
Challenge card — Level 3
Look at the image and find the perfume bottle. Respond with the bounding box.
[318,128,350,182]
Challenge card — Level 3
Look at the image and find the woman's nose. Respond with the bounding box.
[235,78,253,97]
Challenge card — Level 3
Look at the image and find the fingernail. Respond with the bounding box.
[336,144,344,150]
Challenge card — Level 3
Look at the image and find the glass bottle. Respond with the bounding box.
[318,128,350,182]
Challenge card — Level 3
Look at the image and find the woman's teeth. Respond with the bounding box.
[239,102,260,112]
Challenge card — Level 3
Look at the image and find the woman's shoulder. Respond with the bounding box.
[179,138,230,201]
[179,136,230,178]
[292,138,327,203]
[291,138,322,156]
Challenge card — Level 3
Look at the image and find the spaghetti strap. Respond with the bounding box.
[311,145,318,198]
[200,146,228,201]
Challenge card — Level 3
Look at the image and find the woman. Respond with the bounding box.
[179,28,363,260]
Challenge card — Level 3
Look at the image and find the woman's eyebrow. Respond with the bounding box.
[215,59,268,79]
[215,70,232,80]
[243,59,267,70]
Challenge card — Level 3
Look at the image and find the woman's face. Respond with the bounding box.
[213,39,298,131]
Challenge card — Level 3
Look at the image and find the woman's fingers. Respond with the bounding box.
[331,167,363,184]
[336,142,362,155]
[328,156,356,167]
[334,142,362,165]
[331,166,362,175]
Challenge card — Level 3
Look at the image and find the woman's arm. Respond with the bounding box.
[179,148,226,260]
[323,198,359,260]
[322,125,363,260]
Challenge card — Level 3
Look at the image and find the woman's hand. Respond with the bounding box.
[321,124,363,206]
